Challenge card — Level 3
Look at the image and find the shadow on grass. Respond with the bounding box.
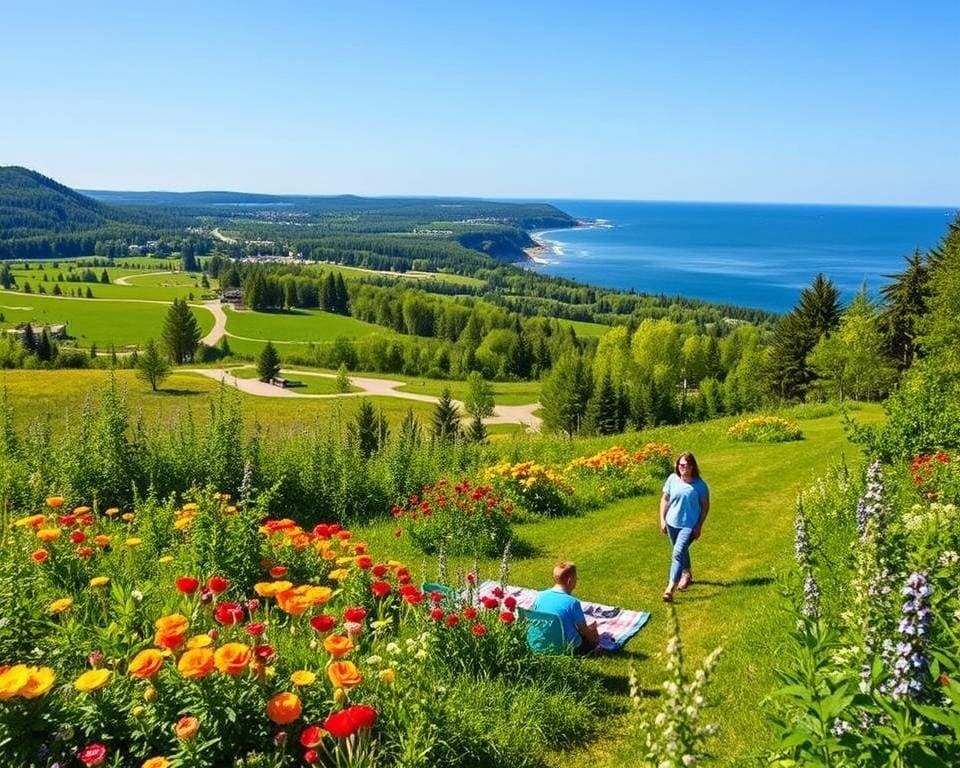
[694,576,774,589]
[155,388,204,396]
[509,536,544,560]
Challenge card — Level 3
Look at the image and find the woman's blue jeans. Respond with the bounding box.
[667,525,694,585]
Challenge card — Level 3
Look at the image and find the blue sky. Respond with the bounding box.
[2,1,958,204]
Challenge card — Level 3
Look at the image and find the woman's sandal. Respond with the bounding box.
[661,590,673,602]
[678,574,693,591]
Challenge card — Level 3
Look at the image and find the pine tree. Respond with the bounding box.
[100,269,110,284]
[540,351,592,436]
[137,338,171,391]
[334,273,350,314]
[85,286,94,299]
[257,341,281,382]
[431,387,461,441]
[587,371,620,435]
[36,329,54,363]
[162,297,202,364]
[322,274,337,312]
[21,323,36,353]
[335,363,351,393]
[465,413,487,443]
[350,399,387,458]
[879,249,930,371]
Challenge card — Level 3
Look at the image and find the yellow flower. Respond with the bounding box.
[173,517,192,530]
[158,555,174,564]
[36,527,62,542]
[142,757,171,768]
[126,537,143,547]
[74,668,111,692]
[104,507,119,516]
[336,556,354,565]
[20,667,56,698]
[327,568,349,581]
[90,576,110,588]
[378,668,396,685]
[290,670,316,686]
[48,597,74,614]
[186,634,213,649]
[0,665,30,700]
[14,514,45,527]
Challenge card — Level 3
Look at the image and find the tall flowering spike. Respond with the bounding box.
[794,496,811,568]
[239,460,254,509]
[887,571,933,701]
[856,460,886,540]
[436,543,447,585]
[802,572,821,620]
[498,540,512,587]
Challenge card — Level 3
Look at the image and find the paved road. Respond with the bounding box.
[185,367,542,431]
[113,271,180,286]
[200,300,228,346]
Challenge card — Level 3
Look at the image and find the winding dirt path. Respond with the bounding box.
[184,367,542,431]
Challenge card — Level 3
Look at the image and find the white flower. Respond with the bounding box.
[386,642,401,655]
[365,655,383,666]
[131,590,144,602]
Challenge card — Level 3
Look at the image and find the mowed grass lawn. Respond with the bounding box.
[397,376,540,405]
[0,291,214,347]
[356,405,885,766]
[7,266,211,302]
[224,307,392,342]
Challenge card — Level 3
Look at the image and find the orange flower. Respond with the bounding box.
[20,667,56,698]
[31,549,49,564]
[0,665,30,700]
[129,649,165,678]
[122,512,135,522]
[142,758,170,768]
[213,643,252,675]
[154,614,189,650]
[323,634,353,658]
[266,692,302,724]
[46,496,65,508]
[94,534,111,547]
[177,648,214,679]
[74,668,112,692]
[253,580,293,598]
[104,507,119,517]
[36,527,62,542]
[327,661,363,689]
[174,715,200,740]
[74,505,91,515]
[15,514,46,528]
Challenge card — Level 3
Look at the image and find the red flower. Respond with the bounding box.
[245,621,267,637]
[356,556,373,570]
[70,530,87,544]
[300,723,324,748]
[500,611,515,623]
[480,596,499,610]
[310,614,336,633]
[504,596,517,611]
[214,601,245,625]
[344,607,367,623]
[354,543,366,555]
[445,614,459,627]
[313,524,331,539]
[371,581,391,598]
[254,644,276,662]
[372,564,388,578]
[76,546,94,559]
[472,624,487,636]
[430,608,445,622]
[323,705,377,738]
[31,549,49,564]
[176,577,199,594]
[269,565,288,578]
[304,749,319,764]
[492,586,504,599]
[207,575,229,594]
[396,568,411,584]
[78,743,107,766]
[464,607,478,620]
[430,591,444,604]
[58,514,77,526]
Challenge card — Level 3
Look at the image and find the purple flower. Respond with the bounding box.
[886,571,932,701]
[856,460,887,539]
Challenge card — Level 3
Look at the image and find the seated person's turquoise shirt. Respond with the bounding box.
[663,474,709,529]
[531,586,586,650]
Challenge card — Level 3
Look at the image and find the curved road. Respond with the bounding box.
[185,367,542,432]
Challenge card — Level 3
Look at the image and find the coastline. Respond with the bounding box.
[522,219,610,264]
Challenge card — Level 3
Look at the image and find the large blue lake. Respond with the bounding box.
[528,200,956,313]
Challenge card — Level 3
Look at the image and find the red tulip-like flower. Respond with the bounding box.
[176,577,200,595]
[372,564,388,578]
[430,608,444,622]
[269,565,288,578]
[504,596,517,611]
[245,621,267,637]
[78,743,107,766]
[207,575,229,594]
[310,615,336,633]
[304,749,319,764]
[500,611,515,624]
[472,623,487,636]
[355,556,373,570]
[480,596,499,610]
[445,614,459,627]
[343,607,367,623]
[300,724,324,748]
[214,601,244,625]
[323,705,377,738]
[371,581,391,598]
[464,607,478,620]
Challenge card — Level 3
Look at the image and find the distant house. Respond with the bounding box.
[219,287,245,309]
[2,322,68,341]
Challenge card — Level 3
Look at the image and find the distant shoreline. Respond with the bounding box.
[522,219,610,264]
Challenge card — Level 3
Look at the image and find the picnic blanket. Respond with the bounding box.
[475,580,650,652]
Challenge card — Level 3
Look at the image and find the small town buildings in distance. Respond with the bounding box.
[2,323,68,340]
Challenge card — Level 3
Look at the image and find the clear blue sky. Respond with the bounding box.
[2,0,958,204]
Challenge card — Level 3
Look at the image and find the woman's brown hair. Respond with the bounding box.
[675,452,700,479]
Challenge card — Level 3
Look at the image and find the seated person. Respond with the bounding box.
[530,561,600,654]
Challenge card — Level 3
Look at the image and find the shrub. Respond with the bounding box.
[484,460,575,519]
[727,415,802,443]
[393,479,513,557]
[563,443,671,510]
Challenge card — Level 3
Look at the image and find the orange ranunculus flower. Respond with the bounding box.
[174,715,200,740]
[73,505,91,515]
[15,514,46,528]
[290,670,316,686]
[48,597,73,614]
[142,758,170,768]
[0,665,30,700]
[266,692,302,724]
[74,668,112,692]
[276,585,312,615]
[20,667,56,699]
[94,534,111,547]
[323,634,353,658]
[306,586,333,606]
[46,496,65,508]
[253,580,293,598]
[36,527,61,542]
[104,507,119,516]
[213,643,252,675]
[154,614,189,650]
[129,649,165,678]
[177,648,214,679]
[327,660,363,689]
[122,512,135,522]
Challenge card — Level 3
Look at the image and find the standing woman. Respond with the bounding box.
[659,452,709,602]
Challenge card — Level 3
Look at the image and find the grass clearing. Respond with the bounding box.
[7,265,210,302]
[396,376,541,405]
[0,291,214,347]
[224,306,392,342]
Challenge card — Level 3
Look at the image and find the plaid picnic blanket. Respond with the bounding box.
[475,580,650,652]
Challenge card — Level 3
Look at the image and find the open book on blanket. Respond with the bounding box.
[475,580,651,652]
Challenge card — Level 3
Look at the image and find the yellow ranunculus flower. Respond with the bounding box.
[89,576,110,588]
[48,597,74,614]
[14,514,45,527]
[126,537,143,547]
[0,665,30,700]
[158,555,174,564]
[20,667,56,698]
[74,668,112,692]
[186,634,213,649]
[36,527,62,542]
[290,670,316,686]
[142,757,171,768]
[378,668,396,685]
[327,568,349,581]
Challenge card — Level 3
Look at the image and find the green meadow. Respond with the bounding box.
[223,306,391,342]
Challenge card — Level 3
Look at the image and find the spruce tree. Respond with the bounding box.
[137,338,171,391]
[100,269,110,284]
[431,387,461,441]
[334,273,350,314]
[350,399,388,458]
[540,351,592,436]
[465,413,487,443]
[21,323,36,353]
[257,341,281,382]
[36,329,54,363]
[587,371,620,435]
[322,274,337,312]
[880,249,930,371]
[162,297,202,364]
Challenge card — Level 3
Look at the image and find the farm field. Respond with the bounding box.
[356,404,886,766]
[0,290,214,348]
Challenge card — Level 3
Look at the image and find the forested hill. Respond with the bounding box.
[81,189,576,231]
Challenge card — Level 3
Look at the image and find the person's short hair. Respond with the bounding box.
[553,561,577,584]
[675,452,700,479]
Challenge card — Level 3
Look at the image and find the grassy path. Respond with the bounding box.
[358,405,884,766]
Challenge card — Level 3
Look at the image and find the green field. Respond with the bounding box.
[354,405,885,766]
[6,264,212,302]
[0,291,214,348]
[223,306,392,343]
[228,365,361,394]
[562,319,611,338]
[396,375,541,405]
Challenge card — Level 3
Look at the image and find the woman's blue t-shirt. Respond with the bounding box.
[663,474,709,529]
